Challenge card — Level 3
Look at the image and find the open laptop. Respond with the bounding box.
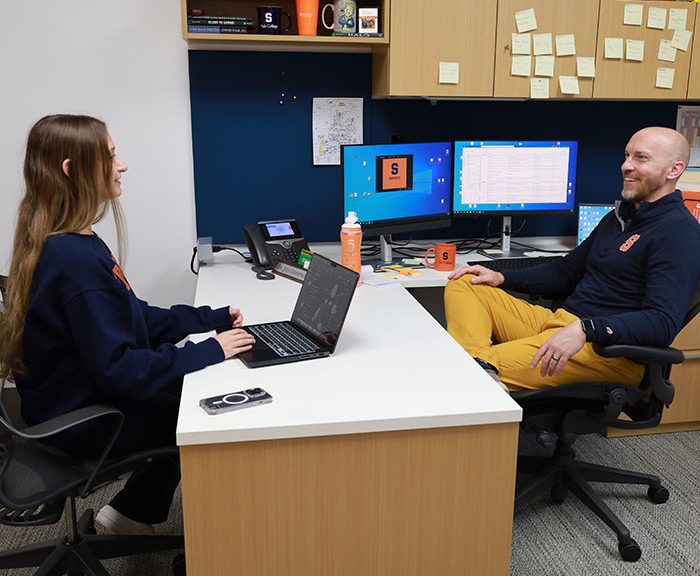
[237,254,359,368]
[577,203,615,245]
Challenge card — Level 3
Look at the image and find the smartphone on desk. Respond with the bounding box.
[199,387,273,415]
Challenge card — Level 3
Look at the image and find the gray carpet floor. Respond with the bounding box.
[1,430,698,575]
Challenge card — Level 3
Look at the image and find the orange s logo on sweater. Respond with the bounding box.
[619,234,640,252]
[111,256,132,291]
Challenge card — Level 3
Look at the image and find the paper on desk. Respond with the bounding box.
[523,251,569,258]
[361,265,402,287]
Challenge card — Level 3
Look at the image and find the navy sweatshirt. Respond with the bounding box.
[16,233,230,426]
[503,191,700,346]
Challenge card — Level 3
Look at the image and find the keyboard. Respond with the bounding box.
[477,256,563,272]
[249,323,319,357]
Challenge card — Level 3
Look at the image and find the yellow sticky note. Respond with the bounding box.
[530,78,549,99]
[559,76,580,95]
[605,37,623,59]
[656,67,675,89]
[535,55,555,77]
[576,57,595,78]
[668,9,687,31]
[533,33,552,56]
[626,39,645,62]
[624,4,643,26]
[555,34,576,56]
[511,55,532,77]
[511,33,532,55]
[438,61,459,84]
[515,8,537,33]
[670,29,692,52]
[658,40,677,63]
[647,7,666,30]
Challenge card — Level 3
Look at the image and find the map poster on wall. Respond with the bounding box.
[312,97,363,165]
[677,105,700,167]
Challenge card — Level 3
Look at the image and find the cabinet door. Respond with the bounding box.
[687,8,700,98]
[494,0,600,98]
[663,357,700,424]
[373,0,497,97]
[594,0,695,99]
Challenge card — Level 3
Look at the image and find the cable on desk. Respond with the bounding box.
[190,245,252,276]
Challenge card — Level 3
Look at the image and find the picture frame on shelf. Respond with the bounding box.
[358,7,379,35]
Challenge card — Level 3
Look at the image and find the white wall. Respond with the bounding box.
[0,0,197,306]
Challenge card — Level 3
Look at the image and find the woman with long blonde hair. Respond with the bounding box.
[0,114,255,534]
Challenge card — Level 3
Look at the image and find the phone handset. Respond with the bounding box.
[243,223,273,269]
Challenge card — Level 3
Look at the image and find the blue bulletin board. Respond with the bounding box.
[189,50,682,243]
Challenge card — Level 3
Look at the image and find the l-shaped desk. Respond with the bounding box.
[176,243,573,575]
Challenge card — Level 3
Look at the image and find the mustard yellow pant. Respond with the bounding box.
[443,276,644,391]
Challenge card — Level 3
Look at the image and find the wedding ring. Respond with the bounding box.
[552,355,561,361]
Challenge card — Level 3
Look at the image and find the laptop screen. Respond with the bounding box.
[577,203,615,245]
[291,255,359,352]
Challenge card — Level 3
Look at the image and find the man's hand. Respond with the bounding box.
[531,320,586,377]
[229,307,244,328]
[214,328,256,359]
[448,264,505,287]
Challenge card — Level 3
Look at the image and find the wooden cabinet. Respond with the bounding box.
[660,315,700,427]
[181,0,390,48]
[494,0,600,99]
[372,0,497,97]
[594,0,696,99]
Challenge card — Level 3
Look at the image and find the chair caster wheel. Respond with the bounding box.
[550,485,567,504]
[647,485,669,504]
[619,539,642,562]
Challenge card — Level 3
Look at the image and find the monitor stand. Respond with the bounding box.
[361,234,395,266]
[477,216,529,260]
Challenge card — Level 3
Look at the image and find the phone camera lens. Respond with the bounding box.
[246,388,263,396]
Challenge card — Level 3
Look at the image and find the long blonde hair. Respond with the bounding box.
[0,114,126,379]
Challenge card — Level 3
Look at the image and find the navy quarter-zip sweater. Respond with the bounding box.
[503,191,700,346]
[15,233,230,427]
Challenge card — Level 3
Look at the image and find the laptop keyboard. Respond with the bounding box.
[249,323,319,357]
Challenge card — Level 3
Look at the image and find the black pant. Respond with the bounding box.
[50,382,182,524]
[104,386,181,524]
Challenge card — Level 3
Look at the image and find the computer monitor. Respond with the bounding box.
[342,141,452,262]
[577,203,615,245]
[452,140,578,257]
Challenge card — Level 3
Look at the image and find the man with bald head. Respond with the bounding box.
[445,127,700,391]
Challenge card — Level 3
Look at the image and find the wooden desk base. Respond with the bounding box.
[181,422,518,576]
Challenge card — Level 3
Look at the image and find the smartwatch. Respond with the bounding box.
[580,318,596,342]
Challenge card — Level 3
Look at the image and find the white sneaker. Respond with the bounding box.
[95,505,155,535]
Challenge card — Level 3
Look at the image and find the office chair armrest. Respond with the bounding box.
[2,404,124,440]
[594,343,685,365]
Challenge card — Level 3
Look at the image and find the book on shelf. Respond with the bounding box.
[187,25,252,34]
[187,16,254,26]
[331,32,384,38]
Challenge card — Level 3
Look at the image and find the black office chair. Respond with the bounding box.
[513,293,700,562]
[0,376,184,575]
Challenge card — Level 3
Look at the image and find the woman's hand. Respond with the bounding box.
[229,307,244,328]
[214,328,255,359]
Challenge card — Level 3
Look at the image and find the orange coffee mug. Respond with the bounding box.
[424,243,456,271]
[296,0,320,35]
